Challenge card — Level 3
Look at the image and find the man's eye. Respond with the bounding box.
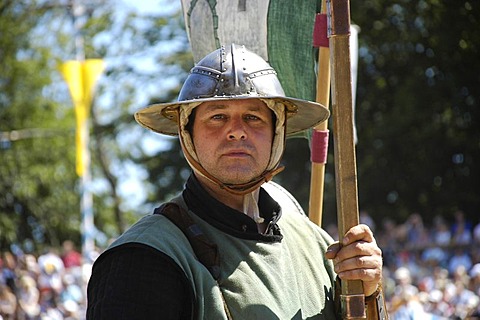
[245,115,260,121]
[211,114,225,120]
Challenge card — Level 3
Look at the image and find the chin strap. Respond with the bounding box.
[179,131,285,195]
[219,166,285,195]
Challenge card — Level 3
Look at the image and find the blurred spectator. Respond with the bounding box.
[421,246,448,268]
[405,213,430,247]
[360,210,376,232]
[421,216,451,268]
[423,289,451,319]
[37,248,65,310]
[393,267,418,298]
[469,263,480,295]
[451,265,470,287]
[473,221,480,244]
[377,218,401,268]
[448,281,479,319]
[61,241,82,270]
[21,254,40,280]
[389,289,428,320]
[448,248,472,276]
[451,210,472,246]
[431,267,450,292]
[0,282,17,320]
[2,209,480,319]
[17,275,40,320]
[59,273,83,319]
[1,252,17,294]
[431,215,452,246]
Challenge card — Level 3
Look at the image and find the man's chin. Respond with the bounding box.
[215,172,260,186]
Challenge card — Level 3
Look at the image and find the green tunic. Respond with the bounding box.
[109,181,338,319]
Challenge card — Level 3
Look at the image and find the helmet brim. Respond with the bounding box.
[134,96,329,136]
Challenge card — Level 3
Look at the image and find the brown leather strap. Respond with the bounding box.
[155,202,220,279]
[365,285,389,320]
[335,278,389,320]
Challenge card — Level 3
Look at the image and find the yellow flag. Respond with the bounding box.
[60,59,104,176]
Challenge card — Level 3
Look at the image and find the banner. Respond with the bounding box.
[60,59,104,177]
[180,0,321,102]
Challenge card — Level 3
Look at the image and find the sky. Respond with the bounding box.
[80,0,184,215]
[101,0,360,215]
[112,1,180,213]
[122,0,178,15]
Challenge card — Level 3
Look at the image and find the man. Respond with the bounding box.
[87,44,385,319]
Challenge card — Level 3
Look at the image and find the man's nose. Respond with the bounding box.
[227,117,247,141]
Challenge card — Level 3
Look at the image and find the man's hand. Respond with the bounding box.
[325,224,383,297]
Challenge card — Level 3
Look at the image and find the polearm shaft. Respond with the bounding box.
[327,0,366,318]
[308,0,331,226]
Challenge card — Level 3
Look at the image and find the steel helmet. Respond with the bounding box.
[134,44,329,194]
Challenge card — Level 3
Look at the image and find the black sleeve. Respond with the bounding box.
[86,243,194,320]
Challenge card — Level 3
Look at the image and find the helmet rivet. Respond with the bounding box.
[177,44,287,109]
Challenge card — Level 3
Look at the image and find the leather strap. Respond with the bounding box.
[154,202,220,280]
[365,285,389,320]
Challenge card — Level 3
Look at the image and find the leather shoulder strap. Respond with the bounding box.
[154,202,220,280]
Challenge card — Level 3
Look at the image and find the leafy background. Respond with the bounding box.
[0,0,478,252]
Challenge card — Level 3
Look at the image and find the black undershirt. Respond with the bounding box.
[182,174,283,241]
[87,173,282,319]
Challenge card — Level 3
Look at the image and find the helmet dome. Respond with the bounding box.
[134,44,329,194]
[134,44,329,136]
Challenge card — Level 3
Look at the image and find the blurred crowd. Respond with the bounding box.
[1,210,480,319]
[363,209,480,319]
[0,241,93,320]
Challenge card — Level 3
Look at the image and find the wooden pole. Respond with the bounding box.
[327,0,365,318]
[308,0,331,226]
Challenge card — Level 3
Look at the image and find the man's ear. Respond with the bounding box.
[185,108,197,136]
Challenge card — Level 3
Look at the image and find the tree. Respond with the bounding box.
[1,0,479,253]
[0,0,190,251]
[350,1,480,224]
[132,1,480,229]
[0,1,79,250]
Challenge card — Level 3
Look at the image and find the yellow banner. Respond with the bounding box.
[60,59,104,176]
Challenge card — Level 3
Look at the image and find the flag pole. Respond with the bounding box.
[327,0,366,318]
[308,0,331,226]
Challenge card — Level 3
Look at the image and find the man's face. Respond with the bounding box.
[191,99,274,185]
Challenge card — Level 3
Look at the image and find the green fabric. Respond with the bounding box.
[182,0,321,102]
[267,0,320,101]
[109,213,226,319]
[108,182,338,319]
[182,0,322,141]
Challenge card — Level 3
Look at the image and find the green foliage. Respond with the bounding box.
[0,0,190,251]
[0,1,79,251]
[349,0,479,224]
[1,0,478,253]
[116,0,480,230]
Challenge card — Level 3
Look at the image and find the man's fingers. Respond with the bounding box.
[325,242,341,259]
[333,252,383,296]
[333,254,382,276]
[342,224,375,246]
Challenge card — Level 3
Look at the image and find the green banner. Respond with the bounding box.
[180,0,321,101]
